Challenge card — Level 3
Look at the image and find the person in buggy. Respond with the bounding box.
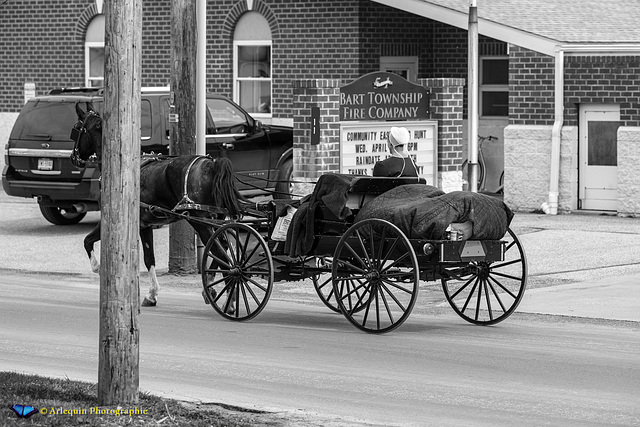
[372,126,419,178]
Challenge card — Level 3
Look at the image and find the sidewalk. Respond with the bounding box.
[508,212,640,322]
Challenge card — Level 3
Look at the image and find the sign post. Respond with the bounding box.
[468,0,479,192]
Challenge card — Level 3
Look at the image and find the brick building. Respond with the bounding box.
[1,0,639,215]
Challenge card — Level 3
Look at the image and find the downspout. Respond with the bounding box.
[548,47,564,215]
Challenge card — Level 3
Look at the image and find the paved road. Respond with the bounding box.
[2,271,639,426]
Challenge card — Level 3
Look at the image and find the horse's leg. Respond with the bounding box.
[84,224,101,273]
[192,223,216,305]
[195,221,236,314]
[139,227,160,307]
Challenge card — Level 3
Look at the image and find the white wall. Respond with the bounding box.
[617,127,640,217]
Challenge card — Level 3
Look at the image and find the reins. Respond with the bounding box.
[234,172,314,199]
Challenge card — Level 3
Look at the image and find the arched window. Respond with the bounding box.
[233,12,272,117]
[85,15,105,87]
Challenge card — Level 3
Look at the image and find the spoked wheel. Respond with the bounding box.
[441,227,527,325]
[201,222,274,321]
[311,257,341,313]
[332,219,419,334]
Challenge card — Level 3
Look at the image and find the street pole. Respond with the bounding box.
[468,0,479,192]
[169,0,197,274]
[98,0,141,405]
[196,0,207,269]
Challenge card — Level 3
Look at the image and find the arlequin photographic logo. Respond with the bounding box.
[9,404,149,418]
[10,404,38,418]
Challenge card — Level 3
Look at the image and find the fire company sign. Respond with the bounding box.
[339,71,430,121]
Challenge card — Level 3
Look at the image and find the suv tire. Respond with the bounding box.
[274,158,293,200]
[39,205,86,226]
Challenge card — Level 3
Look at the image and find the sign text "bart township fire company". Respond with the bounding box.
[339,71,430,121]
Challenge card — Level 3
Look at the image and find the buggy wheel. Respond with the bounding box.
[441,227,527,325]
[311,257,341,313]
[201,222,274,321]
[332,219,419,334]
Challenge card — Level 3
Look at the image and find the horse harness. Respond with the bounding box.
[70,109,100,169]
[145,155,230,219]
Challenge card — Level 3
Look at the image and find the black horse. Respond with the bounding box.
[72,103,242,307]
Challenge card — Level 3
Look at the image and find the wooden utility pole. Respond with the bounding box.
[98,0,142,405]
[168,0,198,274]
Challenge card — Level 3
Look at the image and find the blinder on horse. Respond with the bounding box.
[70,109,100,169]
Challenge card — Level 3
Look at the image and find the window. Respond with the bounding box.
[206,98,250,135]
[141,99,151,140]
[234,12,272,117]
[85,15,105,87]
[380,56,419,82]
[480,57,509,117]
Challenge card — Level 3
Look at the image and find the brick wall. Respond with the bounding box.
[564,55,640,127]
[508,45,555,126]
[509,46,640,128]
[418,78,465,174]
[0,0,87,111]
[291,79,341,182]
[1,0,500,119]
[358,2,434,76]
[0,0,171,110]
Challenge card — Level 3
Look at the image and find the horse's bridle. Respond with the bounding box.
[70,110,100,169]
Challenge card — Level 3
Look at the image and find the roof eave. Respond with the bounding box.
[369,0,558,55]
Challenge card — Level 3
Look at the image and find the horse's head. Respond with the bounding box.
[70,102,102,168]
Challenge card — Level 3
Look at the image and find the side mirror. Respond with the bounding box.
[254,120,263,133]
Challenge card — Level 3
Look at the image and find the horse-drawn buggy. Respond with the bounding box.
[72,104,527,334]
[196,173,527,333]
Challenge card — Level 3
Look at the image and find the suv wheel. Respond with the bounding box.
[39,205,87,225]
[274,159,293,200]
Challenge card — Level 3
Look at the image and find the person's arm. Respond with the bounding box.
[373,160,389,177]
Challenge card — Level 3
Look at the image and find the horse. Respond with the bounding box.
[71,103,242,307]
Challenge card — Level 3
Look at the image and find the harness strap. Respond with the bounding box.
[172,155,209,212]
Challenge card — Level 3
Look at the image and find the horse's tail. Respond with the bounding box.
[211,157,243,218]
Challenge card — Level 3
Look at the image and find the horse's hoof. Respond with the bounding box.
[202,289,215,305]
[141,297,157,307]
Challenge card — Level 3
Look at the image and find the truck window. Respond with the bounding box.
[206,98,249,134]
[141,99,151,140]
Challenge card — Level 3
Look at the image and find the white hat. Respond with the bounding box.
[388,126,410,147]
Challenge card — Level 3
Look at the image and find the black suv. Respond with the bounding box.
[2,87,293,225]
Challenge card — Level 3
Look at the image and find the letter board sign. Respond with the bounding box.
[340,121,438,185]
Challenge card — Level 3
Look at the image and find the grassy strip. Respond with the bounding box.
[0,372,275,426]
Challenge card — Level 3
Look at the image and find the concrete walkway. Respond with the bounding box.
[509,212,640,322]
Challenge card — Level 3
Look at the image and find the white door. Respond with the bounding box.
[578,105,620,211]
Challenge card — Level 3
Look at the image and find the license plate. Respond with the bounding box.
[37,158,53,171]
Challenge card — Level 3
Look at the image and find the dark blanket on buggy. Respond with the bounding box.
[284,174,355,258]
[353,184,513,240]
[283,174,514,257]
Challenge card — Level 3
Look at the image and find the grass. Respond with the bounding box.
[0,372,284,426]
